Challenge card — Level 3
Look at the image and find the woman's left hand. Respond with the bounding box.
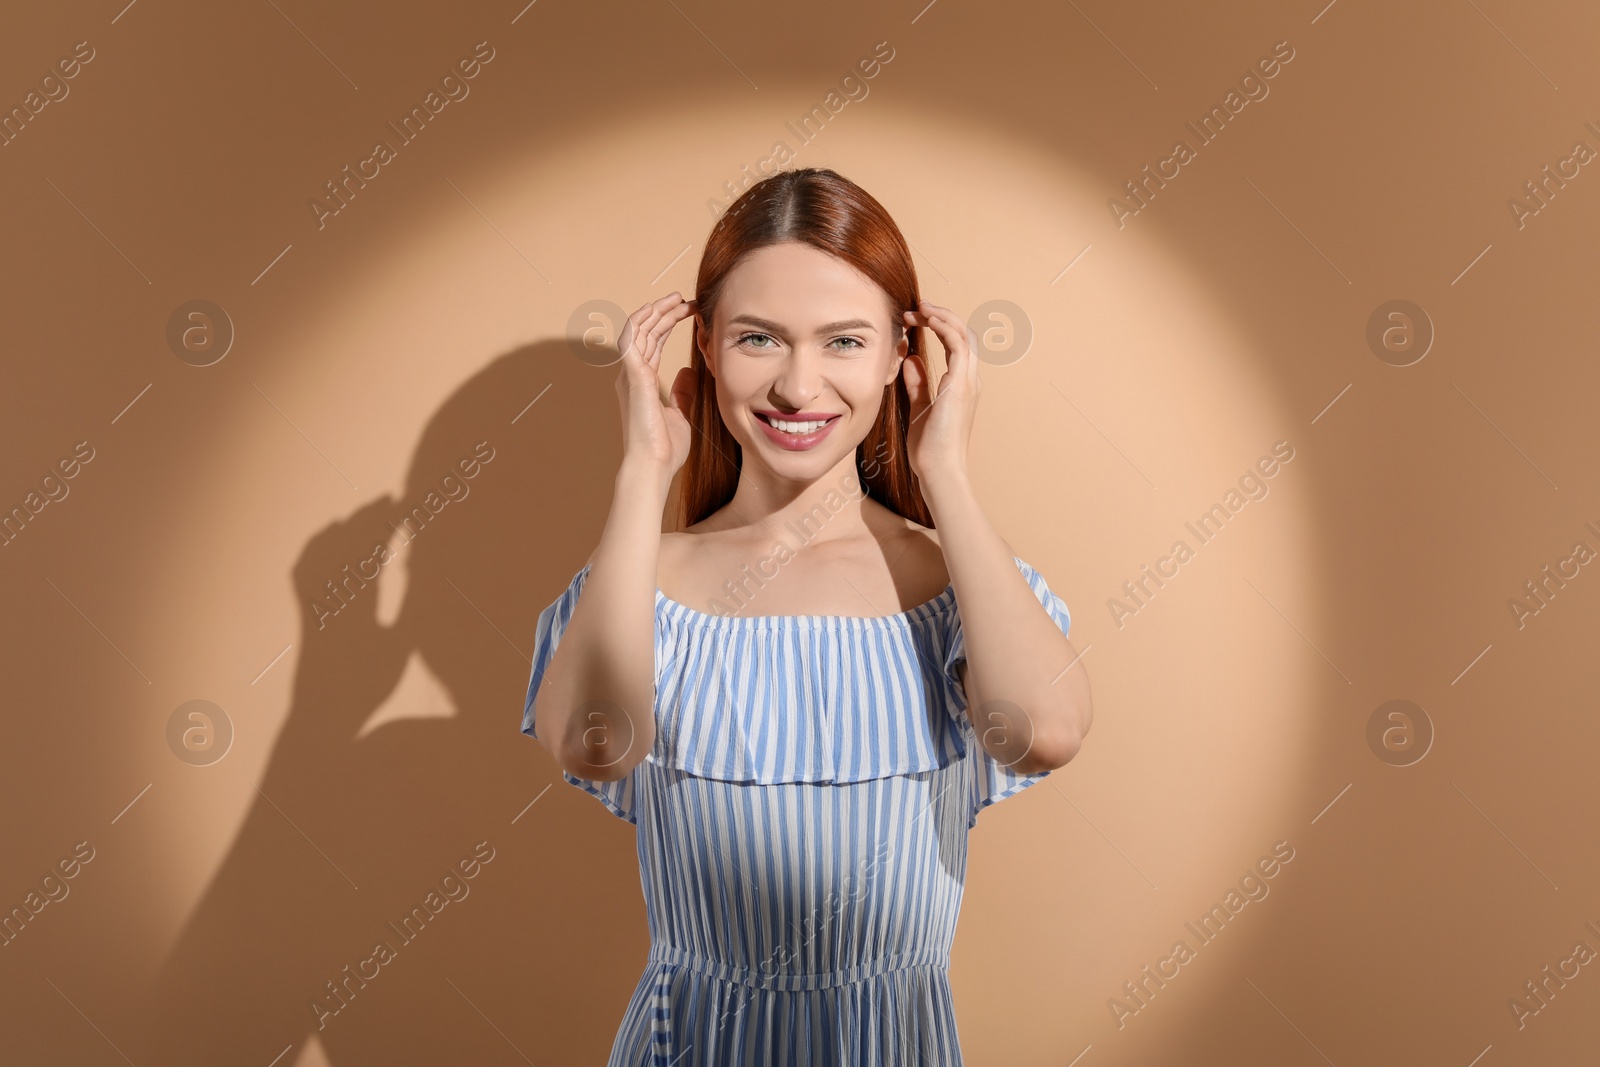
[901,299,980,490]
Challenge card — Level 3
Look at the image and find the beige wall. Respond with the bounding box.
[1,1,1596,1063]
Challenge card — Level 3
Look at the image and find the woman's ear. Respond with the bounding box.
[886,323,910,386]
[697,315,714,376]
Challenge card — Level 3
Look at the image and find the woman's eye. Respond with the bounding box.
[733,333,863,351]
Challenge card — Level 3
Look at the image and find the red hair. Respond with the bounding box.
[673,168,930,530]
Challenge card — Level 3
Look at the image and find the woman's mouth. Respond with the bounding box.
[753,411,842,450]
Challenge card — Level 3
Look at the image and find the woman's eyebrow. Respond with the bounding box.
[728,315,878,334]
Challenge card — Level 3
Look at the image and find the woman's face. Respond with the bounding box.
[698,241,907,481]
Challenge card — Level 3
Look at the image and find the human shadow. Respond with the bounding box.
[142,341,651,1067]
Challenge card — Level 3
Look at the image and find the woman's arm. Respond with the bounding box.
[533,292,697,783]
[927,471,1093,775]
[900,298,1092,774]
[532,459,669,782]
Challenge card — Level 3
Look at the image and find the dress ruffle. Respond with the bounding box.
[940,557,1075,824]
[519,563,641,822]
[522,556,1072,825]
[648,579,969,786]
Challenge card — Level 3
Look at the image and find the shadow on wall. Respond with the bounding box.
[142,341,651,1067]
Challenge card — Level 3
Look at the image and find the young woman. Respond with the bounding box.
[522,168,1093,1065]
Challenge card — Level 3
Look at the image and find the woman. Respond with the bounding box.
[522,168,1093,1064]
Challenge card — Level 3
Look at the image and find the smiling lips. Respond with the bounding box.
[753,409,842,450]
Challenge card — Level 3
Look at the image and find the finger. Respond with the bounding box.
[914,302,962,371]
[643,298,696,369]
[634,293,692,351]
[634,300,670,359]
[619,301,657,364]
[639,291,688,336]
[926,306,973,385]
[922,302,976,383]
[902,307,948,388]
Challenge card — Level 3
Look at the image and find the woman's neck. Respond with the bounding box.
[710,458,882,548]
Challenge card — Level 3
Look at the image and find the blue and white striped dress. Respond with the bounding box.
[521,555,1072,1065]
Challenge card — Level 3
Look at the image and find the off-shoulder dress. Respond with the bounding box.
[520,556,1072,1065]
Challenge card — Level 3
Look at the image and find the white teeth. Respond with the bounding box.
[764,415,831,434]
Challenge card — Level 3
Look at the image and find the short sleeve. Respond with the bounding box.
[942,556,1073,827]
[521,563,640,825]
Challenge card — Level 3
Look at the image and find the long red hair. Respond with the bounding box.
[673,167,931,530]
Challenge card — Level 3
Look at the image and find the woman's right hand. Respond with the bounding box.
[615,292,698,486]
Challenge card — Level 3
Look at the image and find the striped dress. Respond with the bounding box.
[520,555,1072,1065]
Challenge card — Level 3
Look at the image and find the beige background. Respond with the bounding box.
[1,0,1597,1064]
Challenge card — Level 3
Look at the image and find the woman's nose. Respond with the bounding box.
[771,348,825,406]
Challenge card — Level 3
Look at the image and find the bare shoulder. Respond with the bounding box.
[893,521,1020,576]
[657,530,682,568]
[585,531,692,569]
[883,515,950,589]
[657,528,702,589]
[908,523,1018,556]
